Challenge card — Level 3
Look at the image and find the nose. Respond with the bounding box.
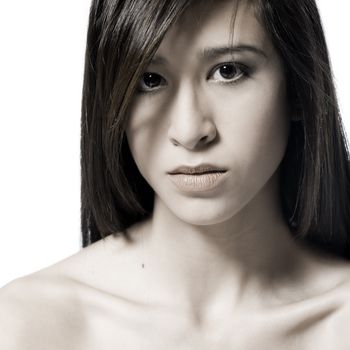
[167,83,217,150]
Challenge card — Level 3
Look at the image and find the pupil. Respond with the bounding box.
[220,65,236,79]
[143,73,161,88]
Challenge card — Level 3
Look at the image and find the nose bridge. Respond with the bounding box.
[178,80,203,122]
[168,81,216,149]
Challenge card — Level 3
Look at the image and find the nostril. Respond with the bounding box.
[171,138,179,147]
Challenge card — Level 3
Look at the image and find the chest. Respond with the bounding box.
[80,302,342,350]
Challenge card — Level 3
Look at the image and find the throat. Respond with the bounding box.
[131,215,306,318]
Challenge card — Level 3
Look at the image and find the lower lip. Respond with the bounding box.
[167,172,228,192]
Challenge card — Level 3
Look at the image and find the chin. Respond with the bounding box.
[175,210,236,227]
[166,197,243,226]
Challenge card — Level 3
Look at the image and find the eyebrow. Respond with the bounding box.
[150,44,267,65]
[198,44,267,60]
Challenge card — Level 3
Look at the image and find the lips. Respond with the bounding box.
[168,164,228,193]
[167,164,227,175]
[167,165,228,192]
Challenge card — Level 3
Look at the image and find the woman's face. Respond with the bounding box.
[126,0,291,225]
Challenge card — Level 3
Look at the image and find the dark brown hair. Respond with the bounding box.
[81,0,350,259]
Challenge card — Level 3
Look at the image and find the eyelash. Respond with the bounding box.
[136,62,251,95]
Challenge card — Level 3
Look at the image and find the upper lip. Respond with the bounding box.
[167,164,228,175]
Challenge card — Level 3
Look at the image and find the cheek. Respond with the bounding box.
[216,77,290,185]
[246,82,290,156]
[126,103,167,179]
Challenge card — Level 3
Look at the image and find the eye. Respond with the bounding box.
[137,72,167,93]
[208,62,248,84]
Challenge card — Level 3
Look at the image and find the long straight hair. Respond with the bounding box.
[81,0,350,258]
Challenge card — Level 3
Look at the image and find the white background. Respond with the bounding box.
[0,1,349,288]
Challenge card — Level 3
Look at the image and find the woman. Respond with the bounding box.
[1,0,350,348]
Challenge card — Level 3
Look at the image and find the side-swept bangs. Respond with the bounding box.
[81,0,191,245]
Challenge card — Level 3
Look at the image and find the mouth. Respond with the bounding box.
[167,164,228,192]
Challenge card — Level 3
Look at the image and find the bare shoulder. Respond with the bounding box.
[0,267,92,349]
[318,258,350,348]
[333,263,350,339]
[0,237,112,349]
[0,232,143,349]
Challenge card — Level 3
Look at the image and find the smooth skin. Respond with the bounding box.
[1,1,350,349]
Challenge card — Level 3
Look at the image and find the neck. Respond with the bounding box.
[133,171,310,322]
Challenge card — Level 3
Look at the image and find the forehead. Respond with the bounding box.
[155,0,272,59]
